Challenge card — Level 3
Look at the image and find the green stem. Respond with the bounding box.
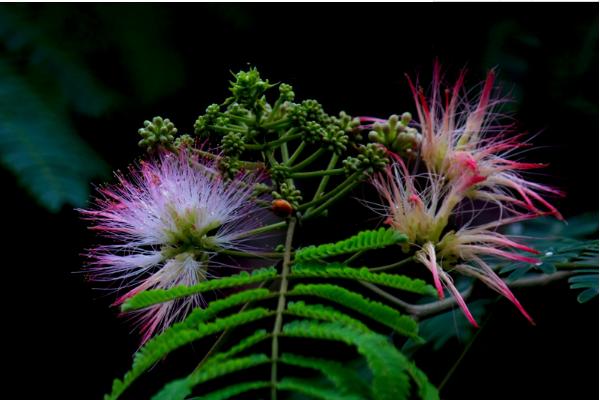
[437,310,494,392]
[208,124,247,134]
[192,280,277,373]
[343,250,365,265]
[270,218,297,400]
[286,141,306,165]
[302,179,360,220]
[290,168,345,179]
[360,281,414,310]
[245,131,303,151]
[298,172,360,212]
[237,221,287,239]
[280,142,290,163]
[369,256,415,272]
[262,118,292,131]
[305,153,340,214]
[289,148,326,171]
[228,113,255,125]
[217,249,286,259]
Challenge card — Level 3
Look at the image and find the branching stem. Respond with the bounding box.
[286,141,306,165]
[298,171,361,212]
[245,131,302,151]
[362,270,574,319]
[289,148,326,171]
[290,168,345,179]
[238,221,287,239]
[270,217,296,399]
[302,175,361,219]
[369,256,415,271]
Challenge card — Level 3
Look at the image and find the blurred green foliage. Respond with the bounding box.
[0,4,185,211]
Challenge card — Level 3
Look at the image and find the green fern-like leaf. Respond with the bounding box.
[188,381,271,400]
[0,59,108,211]
[121,267,277,311]
[292,263,436,296]
[289,284,420,340]
[566,241,598,303]
[152,354,270,400]
[278,377,363,400]
[287,301,370,332]
[0,7,116,116]
[294,228,407,263]
[280,353,371,398]
[283,320,411,400]
[205,329,270,365]
[106,308,272,400]
[183,288,272,326]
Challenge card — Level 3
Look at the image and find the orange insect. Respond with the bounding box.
[271,199,294,217]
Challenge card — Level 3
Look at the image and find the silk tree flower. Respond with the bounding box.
[372,161,539,326]
[405,64,563,220]
[81,150,269,342]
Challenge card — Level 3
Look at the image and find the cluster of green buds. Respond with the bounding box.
[367,113,421,157]
[343,143,390,176]
[137,68,396,220]
[272,182,303,209]
[138,116,178,151]
[227,67,274,111]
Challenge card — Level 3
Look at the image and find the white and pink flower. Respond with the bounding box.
[81,150,268,342]
[406,63,563,220]
[373,161,539,326]
[368,64,565,325]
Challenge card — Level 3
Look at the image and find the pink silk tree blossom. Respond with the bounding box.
[406,63,563,220]
[81,150,268,342]
[372,159,542,326]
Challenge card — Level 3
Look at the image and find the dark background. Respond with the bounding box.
[2,3,598,399]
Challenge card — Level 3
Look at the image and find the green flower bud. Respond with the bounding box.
[272,182,303,208]
[221,131,246,157]
[138,116,177,151]
[228,68,274,108]
[304,121,327,144]
[290,99,331,129]
[270,164,292,182]
[401,112,412,125]
[342,156,361,174]
[174,134,195,148]
[322,125,349,154]
[366,113,421,157]
[217,156,241,180]
[279,83,295,102]
[194,104,221,137]
[346,143,389,176]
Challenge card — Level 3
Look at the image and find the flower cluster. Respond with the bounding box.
[370,65,563,325]
[81,150,268,341]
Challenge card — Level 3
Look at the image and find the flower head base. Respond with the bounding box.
[81,150,268,342]
[406,63,563,220]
